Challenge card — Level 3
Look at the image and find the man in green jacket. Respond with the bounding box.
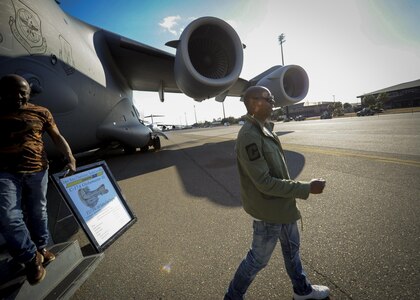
[224,86,330,300]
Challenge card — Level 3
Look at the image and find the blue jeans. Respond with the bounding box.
[0,170,50,264]
[225,221,312,299]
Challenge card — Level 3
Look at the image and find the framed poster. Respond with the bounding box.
[52,161,137,252]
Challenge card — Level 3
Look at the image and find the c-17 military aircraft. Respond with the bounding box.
[0,0,309,155]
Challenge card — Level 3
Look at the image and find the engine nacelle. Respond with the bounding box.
[257,65,309,107]
[172,17,244,101]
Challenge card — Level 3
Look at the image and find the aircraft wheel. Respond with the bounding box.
[140,145,149,152]
[153,136,161,150]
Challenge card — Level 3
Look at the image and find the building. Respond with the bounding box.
[357,79,420,109]
[286,102,333,118]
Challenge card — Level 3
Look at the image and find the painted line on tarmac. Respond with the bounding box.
[283,144,420,168]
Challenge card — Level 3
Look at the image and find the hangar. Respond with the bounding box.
[357,79,420,109]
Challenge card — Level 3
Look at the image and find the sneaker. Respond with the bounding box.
[294,285,330,300]
[39,248,56,264]
[25,251,46,285]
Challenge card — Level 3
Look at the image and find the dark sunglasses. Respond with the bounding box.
[254,95,275,103]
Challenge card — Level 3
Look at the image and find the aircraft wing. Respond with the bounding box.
[226,78,249,97]
[104,29,252,100]
[102,16,308,106]
[104,31,180,93]
[104,30,251,99]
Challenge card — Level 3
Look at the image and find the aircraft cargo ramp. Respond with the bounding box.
[0,240,103,300]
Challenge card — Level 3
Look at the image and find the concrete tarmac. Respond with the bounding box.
[72,113,420,300]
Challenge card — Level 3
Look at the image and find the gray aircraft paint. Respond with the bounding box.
[0,0,308,155]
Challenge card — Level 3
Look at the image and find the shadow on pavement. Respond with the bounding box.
[46,138,306,243]
[97,140,306,207]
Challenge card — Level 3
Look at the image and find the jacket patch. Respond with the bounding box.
[245,143,260,161]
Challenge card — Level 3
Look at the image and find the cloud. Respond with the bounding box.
[159,15,181,35]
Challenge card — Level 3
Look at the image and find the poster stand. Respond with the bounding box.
[52,161,136,253]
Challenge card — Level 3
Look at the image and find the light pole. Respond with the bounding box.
[278,33,288,119]
[194,105,198,124]
[278,33,286,66]
[222,101,226,120]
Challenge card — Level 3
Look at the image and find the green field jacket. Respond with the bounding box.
[236,115,311,223]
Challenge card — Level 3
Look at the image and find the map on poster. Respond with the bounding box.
[56,164,134,248]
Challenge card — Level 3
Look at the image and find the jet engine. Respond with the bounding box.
[256,65,309,107]
[170,17,244,101]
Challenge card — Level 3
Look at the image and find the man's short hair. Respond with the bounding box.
[0,74,29,96]
[243,86,271,113]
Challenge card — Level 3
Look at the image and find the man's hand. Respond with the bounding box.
[310,178,326,194]
[62,157,76,177]
[46,125,76,175]
[65,156,77,175]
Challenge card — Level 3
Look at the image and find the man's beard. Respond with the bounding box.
[2,99,27,111]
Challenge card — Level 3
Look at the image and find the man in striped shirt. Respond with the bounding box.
[0,74,76,285]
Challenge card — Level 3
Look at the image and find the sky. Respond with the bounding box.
[60,0,420,125]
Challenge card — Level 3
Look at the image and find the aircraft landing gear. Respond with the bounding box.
[140,135,161,153]
[152,136,161,150]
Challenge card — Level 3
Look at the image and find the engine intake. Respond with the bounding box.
[257,65,309,107]
[172,17,243,101]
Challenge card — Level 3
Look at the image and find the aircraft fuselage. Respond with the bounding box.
[0,0,151,155]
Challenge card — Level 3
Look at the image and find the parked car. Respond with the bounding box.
[294,115,306,121]
[357,107,375,116]
[373,108,384,113]
[320,111,332,119]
